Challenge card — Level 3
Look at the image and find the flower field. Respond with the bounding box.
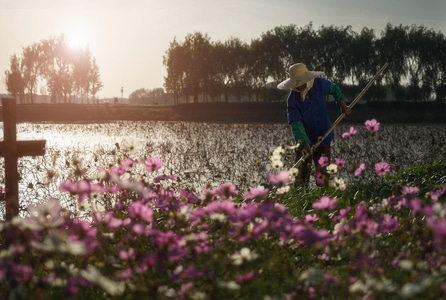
[0,120,445,299]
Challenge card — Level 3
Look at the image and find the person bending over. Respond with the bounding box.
[277,63,351,186]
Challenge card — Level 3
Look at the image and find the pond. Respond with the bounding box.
[1,121,445,217]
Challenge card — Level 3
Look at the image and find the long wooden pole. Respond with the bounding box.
[291,62,389,170]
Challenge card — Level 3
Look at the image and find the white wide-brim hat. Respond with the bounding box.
[277,63,324,90]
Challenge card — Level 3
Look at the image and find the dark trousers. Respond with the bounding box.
[295,145,331,186]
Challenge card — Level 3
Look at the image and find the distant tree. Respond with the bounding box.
[347,27,378,86]
[258,24,300,81]
[21,43,44,103]
[316,25,355,82]
[162,23,446,103]
[129,88,151,104]
[72,46,93,103]
[128,87,164,104]
[89,58,103,104]
[148,87,164,97]
[163,38,187,105]
[4,54,25,102]
[378,24,409,100]
[4,33,102,104]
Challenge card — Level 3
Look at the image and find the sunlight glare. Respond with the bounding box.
[66,30,89,49]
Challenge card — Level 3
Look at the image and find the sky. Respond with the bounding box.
[0,0,445,99]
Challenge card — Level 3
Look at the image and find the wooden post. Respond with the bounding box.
[0,97,46,220]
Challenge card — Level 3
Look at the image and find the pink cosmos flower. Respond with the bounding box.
[364,119,380,133]
[305,214,318,223]
[312,196,337,210]
[430,186,446,202]
[60,180,104,202]
[267,170,293,186]
[243,185,269,201]
[426,218,446,250]
[318,156,329,167]
[128,201,153,223]
[335,158,345,168]
[354,163,366,177]
[341,126,358,139]
[109,158,137,175]
[119,248,136,260]
[380,214,399,233]
[401,186,419,196]
[374,161,390,177]
[145,157,162,172]
[214,183,239,198]
[333,206,352,222]
[236,271,257,283]
[314,171,327,186]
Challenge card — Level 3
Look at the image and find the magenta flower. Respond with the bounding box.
[364,119,380,133]
[312,196,337,210]
[119,248,136,260]
[427,218,446,250]
[341,126,357,138]
[267,170,293,186]
[318,156,329,167]
[374,161,390,177]
[172,265,205,282]
[60,180,104,202]
[335,158,345,168]
[145,157,162,172]
[214,183,239,198]
[305,214,318,223]
[128,201,153,223]
[243,185,269,201]
[236,271,257,283]
[333,206,352,222]
[354,163,366,177]
[379,214,398,233]
[430,186,446,202]
[401,186,419,196]
[314,171,327,186]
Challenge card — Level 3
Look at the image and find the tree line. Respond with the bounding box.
[4,34,103,104]
[162,23,446,104]
[5,23,446,105]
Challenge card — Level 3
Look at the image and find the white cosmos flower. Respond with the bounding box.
[272,146,285,156]
[80,265,125,296]
[276,185,290,194]
[120,137,142,153]
[270,153,282,162]
[217,280,240,290]
[326,163,338,174]
[329,177,346,191]
[209,212,226,222]
[289,167,299,176]
[271,159,283,169]
[230,247,258,265]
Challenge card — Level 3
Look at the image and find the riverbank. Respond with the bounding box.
[1,101,444,124]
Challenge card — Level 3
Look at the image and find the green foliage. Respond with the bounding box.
[386,159,446,194]
[282,160,446,219]
[163,23,446,103]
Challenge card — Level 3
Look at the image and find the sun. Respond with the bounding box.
[66,31,89,49]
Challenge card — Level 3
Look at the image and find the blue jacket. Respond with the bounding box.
[287,77,334,146]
